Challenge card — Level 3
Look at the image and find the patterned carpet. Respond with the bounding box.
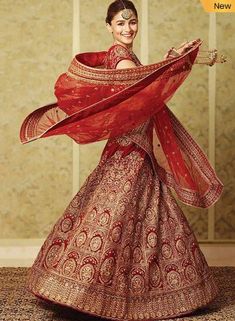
[0,267,234,321]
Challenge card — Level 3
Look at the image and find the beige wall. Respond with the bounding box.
[0,0,234,241]
[215,13,235,239]
[0,0,73,238]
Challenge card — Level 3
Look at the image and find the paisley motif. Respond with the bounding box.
[75,231,87,247]
[45,241,64,268]
[133,246,142,263]
[184,264,198,282]
[147,231,157,248]
[111,225,122,243]
[149,261,161,288]
[89,235,103,252]
[62,258,77,276]
[98,210,110,227]
[99,256,116,284]
[166,270,181,289]
[131,274,145,294]
[61,217,73,233]
[175,238,186,254]
[79,256,97,283]
[79,263,95,283]
[161,243,173,259]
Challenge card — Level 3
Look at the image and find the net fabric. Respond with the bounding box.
[20,42,198,144]
[19,40,223,208]
[152,108,222,208]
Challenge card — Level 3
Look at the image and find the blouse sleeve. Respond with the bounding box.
[107,45,135,69]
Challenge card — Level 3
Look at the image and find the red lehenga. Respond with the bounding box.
[21,40,223,320]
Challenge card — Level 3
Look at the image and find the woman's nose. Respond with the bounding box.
[124,24,131,32]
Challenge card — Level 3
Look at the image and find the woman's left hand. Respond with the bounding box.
[164,39,199,60]
[175,40,198,55]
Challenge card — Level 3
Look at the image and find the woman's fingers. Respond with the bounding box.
[178,39,197,51]
[165,39,198,59]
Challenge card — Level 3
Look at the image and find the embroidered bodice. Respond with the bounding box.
[102,44,154,166]
[104,44,141,69]
[104,44,152,139]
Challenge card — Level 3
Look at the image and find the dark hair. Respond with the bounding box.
[105,0,138,24]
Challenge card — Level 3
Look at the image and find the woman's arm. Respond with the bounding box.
[116,59,137,69]
[165,39,226,66]
[164,40,197,59]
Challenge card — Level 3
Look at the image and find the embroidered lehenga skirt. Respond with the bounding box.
[27,120,218,320]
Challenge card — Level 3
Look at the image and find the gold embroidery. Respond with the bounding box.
[66,52,193,86]
[27,119,218,319]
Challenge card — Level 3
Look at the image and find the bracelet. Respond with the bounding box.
[168,47,180,57]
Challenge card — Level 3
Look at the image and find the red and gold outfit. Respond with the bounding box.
[21,40,223,320]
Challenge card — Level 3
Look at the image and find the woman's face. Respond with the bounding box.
[107,10,138,48]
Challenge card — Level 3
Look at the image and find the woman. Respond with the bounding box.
[21,0,223,320]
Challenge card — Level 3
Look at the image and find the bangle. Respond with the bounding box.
[169,48,180,57]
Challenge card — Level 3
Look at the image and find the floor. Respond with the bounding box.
[0,267,235,321]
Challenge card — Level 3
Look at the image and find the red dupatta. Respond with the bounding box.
[20,39,223,208]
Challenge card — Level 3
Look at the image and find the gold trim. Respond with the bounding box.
[28,266,218,321]
[67,41,200,86]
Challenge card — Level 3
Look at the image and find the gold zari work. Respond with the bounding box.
[28,121,218,320]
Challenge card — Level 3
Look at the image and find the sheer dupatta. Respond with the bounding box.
[20,39,223,208]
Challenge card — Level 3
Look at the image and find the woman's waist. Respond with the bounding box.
[102,120,154,160]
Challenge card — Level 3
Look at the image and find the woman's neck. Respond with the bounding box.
[113,40,133,51]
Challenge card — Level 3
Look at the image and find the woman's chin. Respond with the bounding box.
[119,38,134,46]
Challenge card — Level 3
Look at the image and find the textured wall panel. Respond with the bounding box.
[215,14,235,239]
[0,0,73,238]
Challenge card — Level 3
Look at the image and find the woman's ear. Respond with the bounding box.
[106,23,113,33]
